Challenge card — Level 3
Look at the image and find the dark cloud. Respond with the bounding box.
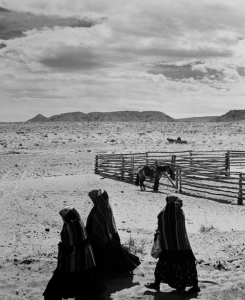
[146,48,232,59]
[118,47,233,64]
[40,46,114,72]
[148,62,223,81]
[0,6,10,12]
[0,8,96,40]
[0,42,7,49]
[237,67,245,76]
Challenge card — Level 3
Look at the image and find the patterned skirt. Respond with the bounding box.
[155,251,198,290]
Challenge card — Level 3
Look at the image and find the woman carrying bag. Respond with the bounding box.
[146,195,199,293]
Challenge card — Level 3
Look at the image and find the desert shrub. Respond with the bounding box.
[123,235,146,255]
[127,235,136,248]
[199,224,215,233]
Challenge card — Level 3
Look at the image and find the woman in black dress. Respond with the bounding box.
[43,206,107,300]
[86,189,141,279]
[145,195,199,293]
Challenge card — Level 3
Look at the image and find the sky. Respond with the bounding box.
[1,0,245,121]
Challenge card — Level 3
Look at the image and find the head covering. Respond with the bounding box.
[59,206,87,245]
[58,206,96,272]
[166,194,183,207]
[88,189,101,204]
[60,206,81,222]
[86,189,118,250]
[158,195,191,251]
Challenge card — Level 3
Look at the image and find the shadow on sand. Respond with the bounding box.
[144,289,199,300]
[104,274,140,299]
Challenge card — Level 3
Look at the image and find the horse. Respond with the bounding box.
[135,164,175,191]
[176,137,188,144]
[167,138,174,143]
[167,137,188,144]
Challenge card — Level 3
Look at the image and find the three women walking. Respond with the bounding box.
[43,192,199,298]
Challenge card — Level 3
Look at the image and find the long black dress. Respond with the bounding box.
[87,190,141,279]
[43,207,107,300]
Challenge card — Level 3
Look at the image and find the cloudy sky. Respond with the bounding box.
[1,0,245,121]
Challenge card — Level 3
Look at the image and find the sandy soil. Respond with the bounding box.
[1,121,245,300]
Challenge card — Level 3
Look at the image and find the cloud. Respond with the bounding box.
[1,0,245,121]
[0,7,97,40]
[223,68,243,83]
[147,62,220,81]
[192,64,207,73]
[0,42,6,49]
[39,46,114,72]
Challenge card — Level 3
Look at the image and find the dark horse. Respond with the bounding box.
[135,164,175,191]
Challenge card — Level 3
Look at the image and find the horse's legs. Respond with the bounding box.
[140,176,146,191]
[139,179,143,190]
[135,173,140,186]
[154,179,160,191]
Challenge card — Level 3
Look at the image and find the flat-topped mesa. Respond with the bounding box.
[214,110,245,122]
[26,109,245,123]
[26,111,174,122]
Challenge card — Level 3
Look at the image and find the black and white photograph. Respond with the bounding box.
[1,1,245,299]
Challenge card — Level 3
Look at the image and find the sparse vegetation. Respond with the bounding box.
[128,235,136,248]
[199,224,215,233]
[123,235,146,255]
[2,120,245,299]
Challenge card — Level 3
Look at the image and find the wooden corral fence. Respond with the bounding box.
[94,152,178,191]
[95,150,245,204]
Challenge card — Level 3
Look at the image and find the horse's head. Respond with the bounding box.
[154,159,160,166]
[168,165,175,180]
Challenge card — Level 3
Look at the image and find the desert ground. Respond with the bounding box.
[1,121,245,300]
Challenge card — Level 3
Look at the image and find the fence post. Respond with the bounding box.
[175,165,179,191]
[179,166,182,193]
[189,150,193,166]
[146,152,149,165]
[238,173,243,205]
[130,156,134,183]
[171,154,176,173]
[121,156,125,180]
[95,155,99,174]
[225,150,230,177]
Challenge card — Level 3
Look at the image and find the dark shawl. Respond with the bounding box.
[57,207,96,272]
[158,196,192,252]
[86,190,118,250]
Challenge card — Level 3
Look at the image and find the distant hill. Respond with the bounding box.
[48,112,89,122]
[26,109,245,123]
[27,114,49,122]
[26,111,174,122]
[214,110,245,122]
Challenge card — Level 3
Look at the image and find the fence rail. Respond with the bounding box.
[95,150,245,204]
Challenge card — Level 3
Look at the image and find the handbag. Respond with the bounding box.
[151,230,162,259]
